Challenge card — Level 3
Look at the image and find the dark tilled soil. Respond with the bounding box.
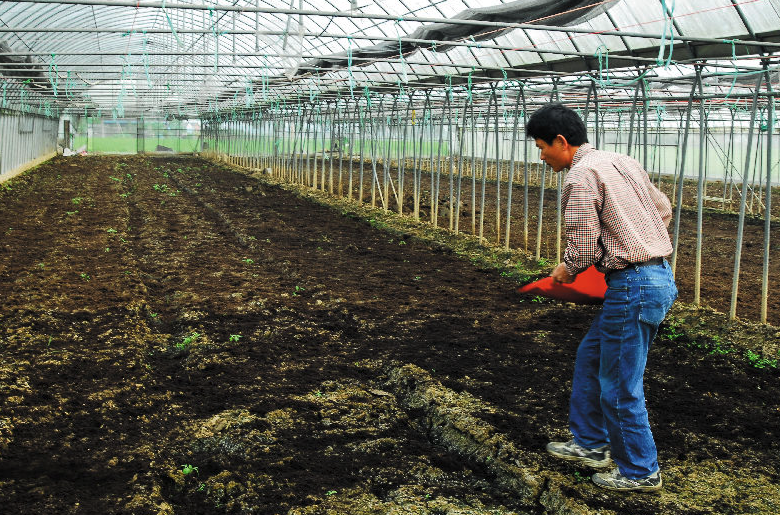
[0,155,777,515]
[296,155,780,326]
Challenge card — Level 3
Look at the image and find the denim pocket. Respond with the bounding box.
[638,284,676,326]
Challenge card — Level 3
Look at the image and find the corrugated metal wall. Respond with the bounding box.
[0,111,58,178]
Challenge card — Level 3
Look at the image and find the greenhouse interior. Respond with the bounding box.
[0,0,779,514]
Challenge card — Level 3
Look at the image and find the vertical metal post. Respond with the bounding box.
[358,102,365,203]
[434,96,446,226]
[761,71,774,324]
[627,81,640,157]
[670,76,699,274]
[455,96,469,234]
[505,86,522,250]
[694,70,706,306]
[729,70,765,320]
[493,85,501,244]
[641,78,649,172]
[399,94,411,214]
[447,93,455,230]
[521,85,529,251]
[479,92,494,241]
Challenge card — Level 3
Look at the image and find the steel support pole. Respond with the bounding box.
[694,71,706,306]
[505,87,523,250]
[670,76,698,275]
[729,70,764,320]
[761,69,774,324]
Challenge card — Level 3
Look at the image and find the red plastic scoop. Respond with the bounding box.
[518,265,607,305]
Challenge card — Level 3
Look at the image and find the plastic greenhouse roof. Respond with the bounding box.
[1,0,780,118]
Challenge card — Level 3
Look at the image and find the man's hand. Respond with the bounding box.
[551,262,575,284]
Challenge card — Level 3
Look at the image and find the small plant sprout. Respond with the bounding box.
[325,490,337,496]
[242,258,254,265]
[175,332,200,350]
[181,464,199,476]
[105,247,110,253]
[79,272,91,281]
[293,285,305,296]
[106,228,117,234]
[149,312,158,318]
[228,334,242,343]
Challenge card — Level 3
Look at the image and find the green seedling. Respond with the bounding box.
[175,332,200,350]
[181,464,199,476]
[326,490,337,496]
[106,228,117,234]
[228,334,242,343]
[79,272,91,281]
[71,197,82,205]
[573,471,589,483]
[149,312,158,318]
[105,247,110,253]
[242,258,254,265]
[109,176,121,182]
[65,210,78,216]
[745,349,777,369]
[293,285,305,296]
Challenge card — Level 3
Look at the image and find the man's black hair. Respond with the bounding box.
[525,103,588,146]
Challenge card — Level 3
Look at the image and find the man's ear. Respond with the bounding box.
[555,134,570,148]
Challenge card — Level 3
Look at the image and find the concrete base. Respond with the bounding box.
[1,152,57,184]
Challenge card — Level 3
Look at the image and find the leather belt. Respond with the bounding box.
[633,257,664,267]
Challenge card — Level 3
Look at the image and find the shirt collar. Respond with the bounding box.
[571,143,595,167]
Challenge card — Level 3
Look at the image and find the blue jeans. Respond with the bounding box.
[569,260,677,479]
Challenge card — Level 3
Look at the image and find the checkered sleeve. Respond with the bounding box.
[644,174,673,227]
[562,176,603,276]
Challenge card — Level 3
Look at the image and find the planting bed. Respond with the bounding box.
[0,155,778,515]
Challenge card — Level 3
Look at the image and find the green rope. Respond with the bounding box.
[594,44,610,87]
[467,66,475,103]
[722,39,740,99]
[47,54,59,97]
[347,35,355,99]
[20,87,28,113]
[395,18,408,83]
[142,30,153,88]
[245,77,254,107]
[501,69,508,120]
[364,84,372,109]
[161,0,184,49]
[65,71,75,99]
[262,55,269,100]
[209,8,221,74]
[657,0,675,69]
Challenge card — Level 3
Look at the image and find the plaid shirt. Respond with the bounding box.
[562,143,673,276]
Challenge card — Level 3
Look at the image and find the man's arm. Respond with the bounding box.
[643,174,673,227]
[561,178,602,277]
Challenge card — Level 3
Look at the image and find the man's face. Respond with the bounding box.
[534,136,569,172]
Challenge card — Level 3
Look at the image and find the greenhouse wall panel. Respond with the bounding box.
[0,112,57,180]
